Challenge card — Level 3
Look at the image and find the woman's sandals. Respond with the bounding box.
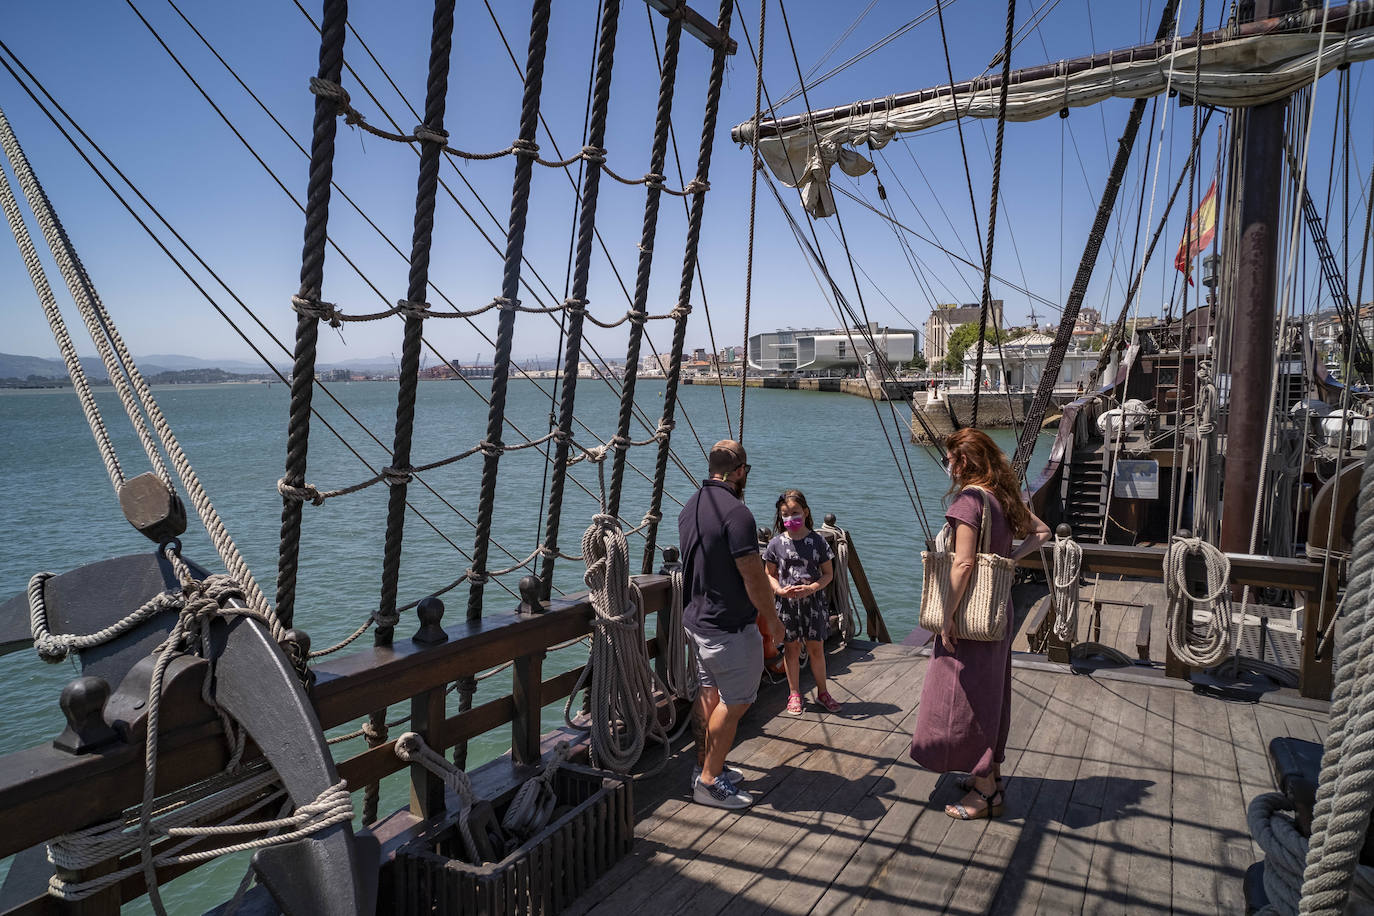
[945,786,1005,820]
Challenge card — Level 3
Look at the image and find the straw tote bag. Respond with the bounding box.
[919,487,1016,642]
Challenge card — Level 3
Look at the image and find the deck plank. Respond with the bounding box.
[560,638,1331,916]
[669,651,922,916]
[1081,678,1152,915]
[1123,683,1175,913]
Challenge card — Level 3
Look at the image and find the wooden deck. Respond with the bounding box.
[567,640,1328,915]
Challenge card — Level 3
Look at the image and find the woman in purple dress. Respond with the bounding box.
[910,429,1051,819]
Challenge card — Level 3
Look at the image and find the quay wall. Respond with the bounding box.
[681,375,914,400]
[911,393,1067,442]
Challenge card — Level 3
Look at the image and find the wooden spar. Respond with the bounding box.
[732,0,1374,144]
[644,0,737,54]
[1220,0,1303,559]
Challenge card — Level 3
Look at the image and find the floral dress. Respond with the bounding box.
[764,531,834,642]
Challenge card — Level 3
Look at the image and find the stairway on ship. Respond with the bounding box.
[1064,449,1107,541]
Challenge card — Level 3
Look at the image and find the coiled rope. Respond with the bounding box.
[661,560,699,702]
[501,741,571,841]
[1164,536,1232,669]
[1247,418,1374,915]
[1051,530,1083,643]
[820,522,861,641]
[565,515,671,774]
[39,553,340,913]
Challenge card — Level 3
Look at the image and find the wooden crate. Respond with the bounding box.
[393,764,633,915]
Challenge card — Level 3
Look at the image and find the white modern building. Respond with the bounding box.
[747,323,917,372]
[959,332,1100,392]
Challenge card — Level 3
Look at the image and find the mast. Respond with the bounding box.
[1219,0,1301,556]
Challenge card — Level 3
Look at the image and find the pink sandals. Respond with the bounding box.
[786,693,804,715]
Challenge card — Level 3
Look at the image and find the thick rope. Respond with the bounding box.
[0,105,270,618]
[1276,410,1374,914]
[1163,535,1231,669]
[820,522,861,641]
[127,559,313,914]
[537,0,624,598]
[970,0,1017,428]
[394,731,481,862]
[565,515,671,774]
[276,0,350,628]
[607,11,681,521]
[0,131,122,492]
[467,0,555,621]
[640,0,735,574]
[1051,530,1083,643]
[661,560,700,702]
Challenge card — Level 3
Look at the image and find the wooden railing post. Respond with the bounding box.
[655,549,680,685]
[1301,564,1338,699]
[512,650,546,766]
[408,597,449,818]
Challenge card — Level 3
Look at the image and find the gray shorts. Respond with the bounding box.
[689,626,763,706]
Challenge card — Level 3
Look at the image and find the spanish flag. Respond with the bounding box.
[1175,179,1218,285]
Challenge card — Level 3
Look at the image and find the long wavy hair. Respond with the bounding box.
[943,428,1033,537]
[773,488,814,534]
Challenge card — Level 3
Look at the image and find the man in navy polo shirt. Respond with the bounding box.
[678,439,783,809]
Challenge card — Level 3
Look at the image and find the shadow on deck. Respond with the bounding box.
[567,640,1328,915]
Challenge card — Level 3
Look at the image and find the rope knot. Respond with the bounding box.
[360,721,386,745]
[656,418,676,436]
[291,293,341,328]
[581,145,607,164]
[643,172,666,189]
[493,296,520,312]
[479,440,504,458]
[584,445,609,464]
[551,429,572,443]
[641,510,662,526]
[669,303,692,320]
[308,77,351,115]
[511,138,540,158]
[627,311,647,325]
[382,465,413,486]
[397,298,430,319]
[608,435,631,451]
[277,478,325,506]
[683,178,710,195]
[591,513,618,529]
[413,124,449,145]
[465,567,489,586]
[537,545,559,559]
[563,297,589,317]
[371,607,401,630]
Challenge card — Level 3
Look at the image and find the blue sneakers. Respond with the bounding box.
[693,773,753,809]
[690,763,744,789]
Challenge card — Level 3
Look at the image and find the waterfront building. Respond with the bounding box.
[746,323,917,373]
[923,300,1005,364]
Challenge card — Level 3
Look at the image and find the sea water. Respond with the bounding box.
[0,379,1050,911]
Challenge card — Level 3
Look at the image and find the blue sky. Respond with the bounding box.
[0,0,1370,367]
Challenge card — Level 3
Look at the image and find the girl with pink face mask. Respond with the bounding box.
[763,489,839,715]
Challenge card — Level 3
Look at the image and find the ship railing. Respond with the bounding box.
[0,523,890,912]
[1016,541,1336,700]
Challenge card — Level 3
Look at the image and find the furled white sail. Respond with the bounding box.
[746,26,1374,216]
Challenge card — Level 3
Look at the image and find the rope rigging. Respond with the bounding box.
[962,0,1016,429]
[1010,0,1182,477]
[0,103,271,619]
[739,7,939,538]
